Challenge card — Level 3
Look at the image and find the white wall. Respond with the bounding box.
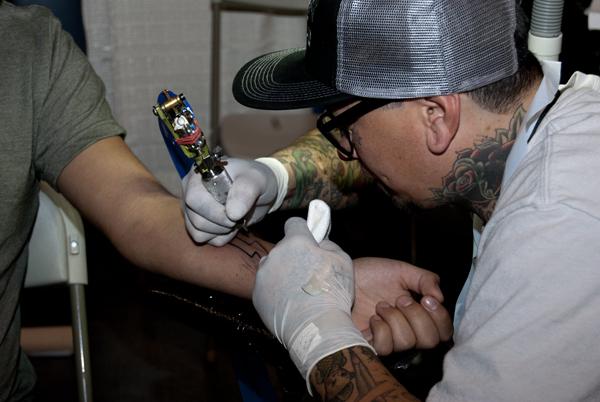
[83,0,306,195]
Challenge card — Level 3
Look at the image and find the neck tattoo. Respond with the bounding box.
[430,106,527,222]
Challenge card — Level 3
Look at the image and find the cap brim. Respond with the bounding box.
[232,48,353,110]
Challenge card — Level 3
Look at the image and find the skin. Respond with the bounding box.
[57,136,272,299]
[272,131,454,354]
[58,135,447,364]
[303,80,541,400]
[347,94,534,222]
[351,257,452,354]
[272,129,372,210]
[310,346,418,402]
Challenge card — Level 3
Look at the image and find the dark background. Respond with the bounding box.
[15,0,600,400]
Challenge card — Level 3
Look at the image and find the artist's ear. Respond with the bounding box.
[422,95,460,155]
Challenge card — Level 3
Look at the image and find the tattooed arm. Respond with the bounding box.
[310,346,419,402]
[182,130,372,246]
[58,137,271,299]
[272,129,373,210]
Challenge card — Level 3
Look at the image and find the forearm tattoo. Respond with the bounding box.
[230,232,269,273]
[310,346,419,402]
[430,106,526,221]
[272,130,372,210]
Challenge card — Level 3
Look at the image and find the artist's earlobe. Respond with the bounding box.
[424,95,460,155]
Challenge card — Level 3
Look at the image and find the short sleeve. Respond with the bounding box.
[32,9,124,187]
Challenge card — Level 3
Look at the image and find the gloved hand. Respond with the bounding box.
[252,217,374,391]
[183,157,286,246]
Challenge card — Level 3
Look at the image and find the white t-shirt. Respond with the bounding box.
[429,69,600,401]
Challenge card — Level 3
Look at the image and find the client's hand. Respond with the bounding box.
[351,257,453,355]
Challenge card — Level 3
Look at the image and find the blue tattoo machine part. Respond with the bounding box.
[153,90,233,203]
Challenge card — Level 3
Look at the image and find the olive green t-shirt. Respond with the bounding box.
[0,2,124,399]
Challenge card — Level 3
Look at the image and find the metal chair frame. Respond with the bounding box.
[25,183,93,402]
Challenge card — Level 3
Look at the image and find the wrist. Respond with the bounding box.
[255,157,289,213]
[287,309,374,393]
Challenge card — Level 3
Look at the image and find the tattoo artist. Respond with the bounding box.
[184,0,600,400]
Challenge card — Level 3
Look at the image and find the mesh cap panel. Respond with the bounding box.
[336,0,518,99]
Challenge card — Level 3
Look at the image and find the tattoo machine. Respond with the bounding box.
[153,89,232,203]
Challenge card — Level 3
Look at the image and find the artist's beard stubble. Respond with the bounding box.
[358,161,423,213]
[374,180,422,213]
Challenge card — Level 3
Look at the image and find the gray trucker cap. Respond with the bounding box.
[233,0,518,110]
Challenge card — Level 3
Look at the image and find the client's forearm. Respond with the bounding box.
[57,136,271,299]
[98,190,271,299]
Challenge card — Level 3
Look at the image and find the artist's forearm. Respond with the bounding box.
[310,346,418,402]
[272,129,372,210]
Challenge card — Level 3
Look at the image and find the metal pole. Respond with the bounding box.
[210,1,222,148]
[70,284,93,402]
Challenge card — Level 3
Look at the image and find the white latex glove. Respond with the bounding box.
[252,216,374,392]
[183,157,285,246]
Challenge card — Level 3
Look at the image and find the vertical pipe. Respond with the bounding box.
[531,0,564,38]
[210,1,222,148]
[528,0,565,61]
[70,284,93,402]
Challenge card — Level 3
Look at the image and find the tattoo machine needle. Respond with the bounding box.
[153,89,233,204]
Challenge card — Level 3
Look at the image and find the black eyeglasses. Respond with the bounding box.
[316,98,394,159]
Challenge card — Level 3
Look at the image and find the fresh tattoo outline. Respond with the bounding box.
[230,232,269,272]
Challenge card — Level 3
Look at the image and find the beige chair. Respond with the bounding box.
[23,182,93,402]
[210,0,308,148]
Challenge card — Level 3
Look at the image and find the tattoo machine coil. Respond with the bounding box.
[153,89,232,203]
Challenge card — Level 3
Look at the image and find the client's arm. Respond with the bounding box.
[58,136,271,298]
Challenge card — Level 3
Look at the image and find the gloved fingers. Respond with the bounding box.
[318,239,345,254]
[225,174,263,221]
[318,240,353,288]
[186,211,237,234]
[283,217,317,243]
[207,230,239,247]
[184,212,237,244]
[420,296,453,342]
[393,295,441,349]
[184,204,236,234]
[184,187,237,228]
[374,301,416,352]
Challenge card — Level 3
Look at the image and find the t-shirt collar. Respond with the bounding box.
[501,60,562,187]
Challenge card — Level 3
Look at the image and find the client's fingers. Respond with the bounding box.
[375,302,416,352]
[370,315,393,356]
[394,295,440,349]
[420,296,454,342]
